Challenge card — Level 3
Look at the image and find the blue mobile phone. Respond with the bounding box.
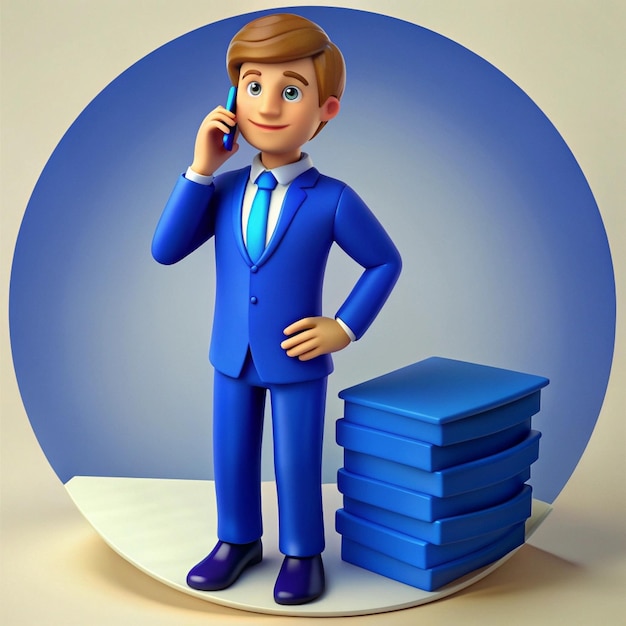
[222,86,237,151]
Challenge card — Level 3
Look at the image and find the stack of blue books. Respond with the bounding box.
[335,357,549,591]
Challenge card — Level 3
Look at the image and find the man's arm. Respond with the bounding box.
[331,186,402,339]
[151,174,216,265]
[152,105,239,265]
[282,185,401,360]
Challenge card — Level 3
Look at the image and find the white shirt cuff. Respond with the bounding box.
[336,317,356,342]
[185,167,214,185]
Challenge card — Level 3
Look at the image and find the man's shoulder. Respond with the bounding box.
[316,172,345,186]
[306,169,351,195]
[313,171,366,206]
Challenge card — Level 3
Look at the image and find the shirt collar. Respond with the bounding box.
[249,153,313,186]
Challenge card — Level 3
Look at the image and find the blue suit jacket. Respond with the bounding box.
[152,165,401,384]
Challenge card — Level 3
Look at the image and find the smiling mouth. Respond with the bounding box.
[249,120,289,130]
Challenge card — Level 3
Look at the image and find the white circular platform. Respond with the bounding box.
[65,476,550,617]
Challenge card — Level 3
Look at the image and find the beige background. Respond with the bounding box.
[2,1,624,624]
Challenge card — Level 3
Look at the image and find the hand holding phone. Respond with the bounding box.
[222,86,237,151]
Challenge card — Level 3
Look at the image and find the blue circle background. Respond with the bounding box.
[10,7,615,504]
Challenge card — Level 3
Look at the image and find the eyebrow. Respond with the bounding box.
[240,68,309,86]
[283,71,309,86]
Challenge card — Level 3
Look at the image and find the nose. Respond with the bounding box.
[258,90,282,118]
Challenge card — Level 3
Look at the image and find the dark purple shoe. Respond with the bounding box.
[273,554,325,605]
[186,539,263,591]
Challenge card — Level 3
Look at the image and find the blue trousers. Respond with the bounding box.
[212,353,327,557]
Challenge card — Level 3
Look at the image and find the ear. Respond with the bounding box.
[320,96,340,122]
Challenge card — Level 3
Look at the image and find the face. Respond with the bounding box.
[236,57,339,168]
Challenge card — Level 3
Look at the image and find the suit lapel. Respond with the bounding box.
[256,167,320,265]
[230,167,252,264]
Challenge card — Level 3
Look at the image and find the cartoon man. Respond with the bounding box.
[152,14,401,605]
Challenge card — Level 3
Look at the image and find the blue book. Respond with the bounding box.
[337,467,530,522]
[344,430,540,497]
[340,357,549,446]
[337,418,531,472]
[336,508,527,569]
[342,484,533,545]
[341,522,526,591]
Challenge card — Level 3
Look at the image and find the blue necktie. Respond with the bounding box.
[247,171,277,262]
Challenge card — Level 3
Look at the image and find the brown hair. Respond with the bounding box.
[226,14,346,136]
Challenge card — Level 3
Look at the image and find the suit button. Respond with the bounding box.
[250,265,258,273]
[250,296,258,304]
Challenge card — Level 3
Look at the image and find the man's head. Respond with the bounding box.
[226,14,345,139]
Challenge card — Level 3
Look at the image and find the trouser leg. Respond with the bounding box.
[270,377,327,557]
[212,368,266,544]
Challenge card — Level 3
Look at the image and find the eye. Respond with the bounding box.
[247,81,262,97]
[282,86,302,102]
